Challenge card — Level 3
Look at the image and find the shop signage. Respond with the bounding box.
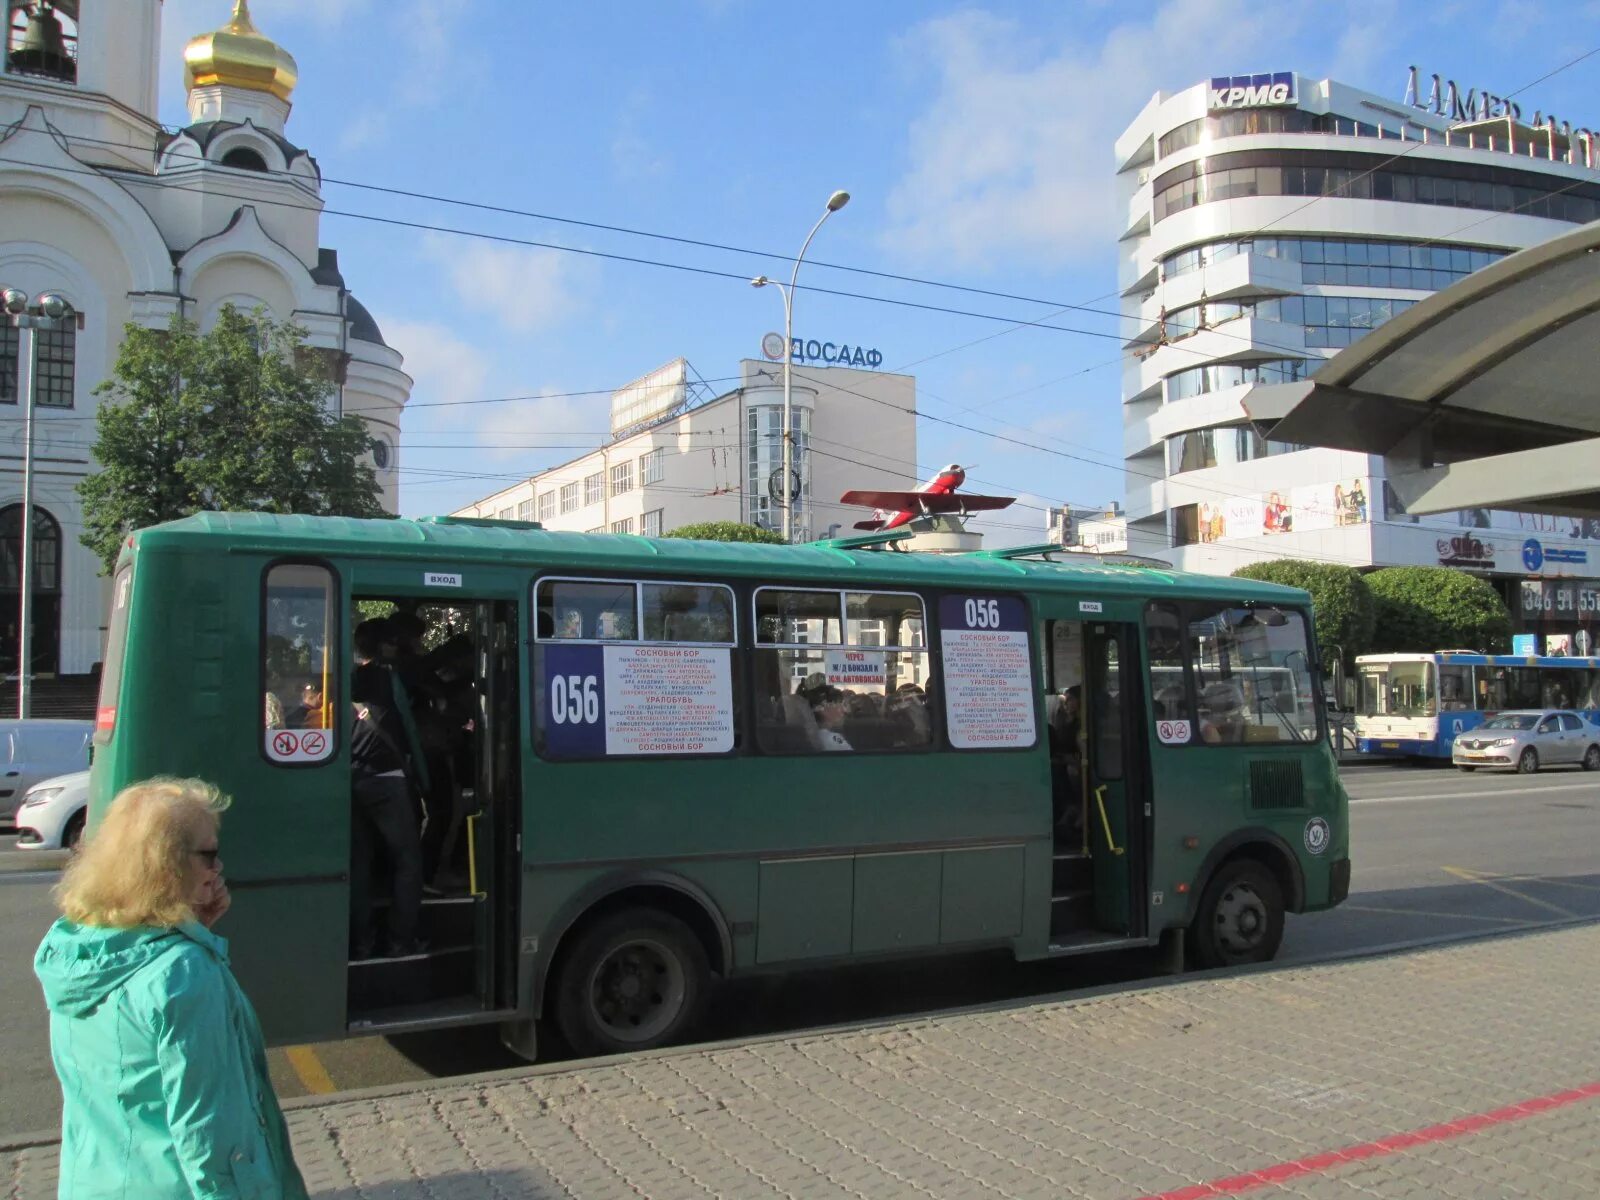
[1512,633,1537,656]
[1437,534,1495,569]
[1209,72,1296,110]
[1522,538,1589,572]
[761,333,884,369]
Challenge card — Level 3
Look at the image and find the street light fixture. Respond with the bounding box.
[751,189,850,542]
[3,287,71,718]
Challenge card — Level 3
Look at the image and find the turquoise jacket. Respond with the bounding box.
[34,918,308,1200]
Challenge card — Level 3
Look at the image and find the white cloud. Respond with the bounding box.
[883,0,1323,269]
[421,234,597,335]
[380,318,491,428]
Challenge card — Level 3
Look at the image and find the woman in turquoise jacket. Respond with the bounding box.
[33,778,307,1200]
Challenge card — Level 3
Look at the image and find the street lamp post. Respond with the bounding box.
[2,287,70,719]
[751,189,849,542]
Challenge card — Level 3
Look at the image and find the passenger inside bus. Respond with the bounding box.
[1198,682,1248,744]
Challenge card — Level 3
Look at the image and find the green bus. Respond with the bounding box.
[90,513,1350,1060]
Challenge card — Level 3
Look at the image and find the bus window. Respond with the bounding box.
[1187,605,1318,743]
[1439,664,1472,711]
[262,563,336,764]
[1090,634,1124,778]
[754,588,931,754]
[641,583,734,643]
[1143,603,1192,729]
[94,565,133,741]
[538,579,636,641]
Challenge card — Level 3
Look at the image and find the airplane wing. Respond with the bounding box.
[852,518,887,531]
[840,489,1015,514]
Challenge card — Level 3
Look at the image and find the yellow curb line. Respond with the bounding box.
[284,1045,337,1096]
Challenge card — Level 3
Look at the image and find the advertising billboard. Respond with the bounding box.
[610,358,688,436]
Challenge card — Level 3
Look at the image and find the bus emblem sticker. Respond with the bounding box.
[1304,817,1331,856]
[1156,719,1191,745]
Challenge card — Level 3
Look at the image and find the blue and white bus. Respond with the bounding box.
[1354,651,1600,759]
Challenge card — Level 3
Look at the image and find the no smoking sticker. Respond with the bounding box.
[265,727,333,764]
[1156,719,1191,745]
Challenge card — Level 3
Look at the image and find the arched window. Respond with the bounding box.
[221,146,269,172]
[0,504,61,592]
[6,1,77,84]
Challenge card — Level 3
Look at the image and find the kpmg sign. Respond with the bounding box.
[761,331,883,369]
[1209,72,1296,111]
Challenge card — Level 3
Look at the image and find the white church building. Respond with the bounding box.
[0,0,410,686]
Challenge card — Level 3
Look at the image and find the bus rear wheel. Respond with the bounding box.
[554,907,709,1057]
[1188,860,1284,969]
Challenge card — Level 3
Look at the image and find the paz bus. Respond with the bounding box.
[90,513,1350,1060]
[1353,651,1600,760]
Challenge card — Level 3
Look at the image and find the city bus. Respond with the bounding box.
[90,513,1349,1061]
[1354,651,1600,759]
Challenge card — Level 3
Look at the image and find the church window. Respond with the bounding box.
[221,146,269,172]
[0,309,76,408]
[6,1,78,85]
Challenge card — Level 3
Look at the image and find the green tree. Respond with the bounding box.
[662,521,786,544]
[1365,566,1512,654]
[1231,560,1376,664]
[78,306,386,572]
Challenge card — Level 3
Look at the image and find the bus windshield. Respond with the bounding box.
[1359,661,1435,717]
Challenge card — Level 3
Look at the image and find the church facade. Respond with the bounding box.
[0,0,410,681]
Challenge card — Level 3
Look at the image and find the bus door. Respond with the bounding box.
[1083,623,1149,937]
[344,591,522,1030]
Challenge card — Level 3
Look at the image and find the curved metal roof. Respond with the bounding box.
[1248,218,1600,518]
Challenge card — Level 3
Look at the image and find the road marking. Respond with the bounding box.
[1349,781,1600,805]
[1342,904,1523,924]
[1486,874,1600,893]
[284,1045,337,1095]
[1441,865,1578,919]
[0,870,61,886]
[1135,1080,1600,1199]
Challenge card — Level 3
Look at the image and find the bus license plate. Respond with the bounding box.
[1380,741,1400,749]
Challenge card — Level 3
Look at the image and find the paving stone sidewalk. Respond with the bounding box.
[7,925,1600,1199]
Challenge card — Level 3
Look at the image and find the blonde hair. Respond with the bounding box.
[55,778,231,929]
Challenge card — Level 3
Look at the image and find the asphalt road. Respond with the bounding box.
[3,761,1597,1137]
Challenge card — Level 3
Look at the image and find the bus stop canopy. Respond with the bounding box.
[1245,218,1600,518]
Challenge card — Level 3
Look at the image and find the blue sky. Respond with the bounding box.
[157,0,1597,539]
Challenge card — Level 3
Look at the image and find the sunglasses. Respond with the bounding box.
[192,847,221,868]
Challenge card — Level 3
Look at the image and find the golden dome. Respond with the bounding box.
[183,0,298,104]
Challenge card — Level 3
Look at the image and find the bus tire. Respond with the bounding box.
[553,907,709,1058]
[1517,747,1539,774]
[1187,859,1284,969]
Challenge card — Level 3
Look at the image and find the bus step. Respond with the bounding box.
[1049,889,1095,936]
[347,944,474,1012]
[1051,852,1093,893]
[420,895,479,945]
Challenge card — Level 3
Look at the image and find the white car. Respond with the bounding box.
[0,719,93,831]
[14,770,90,850]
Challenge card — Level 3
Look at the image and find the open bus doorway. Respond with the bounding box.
[341,596,521,1032]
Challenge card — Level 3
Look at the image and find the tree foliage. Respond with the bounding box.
[662,521,786,544]
[1365,566,1512,654]
[78,306,387,572]
[1231,560,1376,663]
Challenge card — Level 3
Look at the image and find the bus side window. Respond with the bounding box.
[1144,603,1191,727]
[262,563,337,764]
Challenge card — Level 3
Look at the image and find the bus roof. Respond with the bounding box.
[130,513,1310,606]
[1355,652,1600,668]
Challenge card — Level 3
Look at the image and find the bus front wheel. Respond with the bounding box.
[554,907,709,1057]
[1188,860,1285,969]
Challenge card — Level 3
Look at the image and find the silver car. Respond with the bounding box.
[1452,710,1600,774]
[0,719,94,831]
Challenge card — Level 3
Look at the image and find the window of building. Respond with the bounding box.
[517,498,534,522]
[261,563,337,763]
[1164,358,1309,403]
[610,460,633,496]
[585,526,602,534]
[1165,235,1504,285]
[537,491,554,522]
[221,146,269,172]
[497,507,514,521]
[583,472,604,506]
[610,517,633,535]
[0,309,77,408]
[1166,425,1308,474]
[0,325,16,403]
[641,509,663,538]
[640,447,665,485]
[1153,150,1600,225]
[1156,108,1405,158]
[5,1,77,84]
[559,482,579,513]
[1163,294,1417,349]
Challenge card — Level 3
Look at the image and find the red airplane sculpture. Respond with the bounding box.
[840,464,1016,531]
